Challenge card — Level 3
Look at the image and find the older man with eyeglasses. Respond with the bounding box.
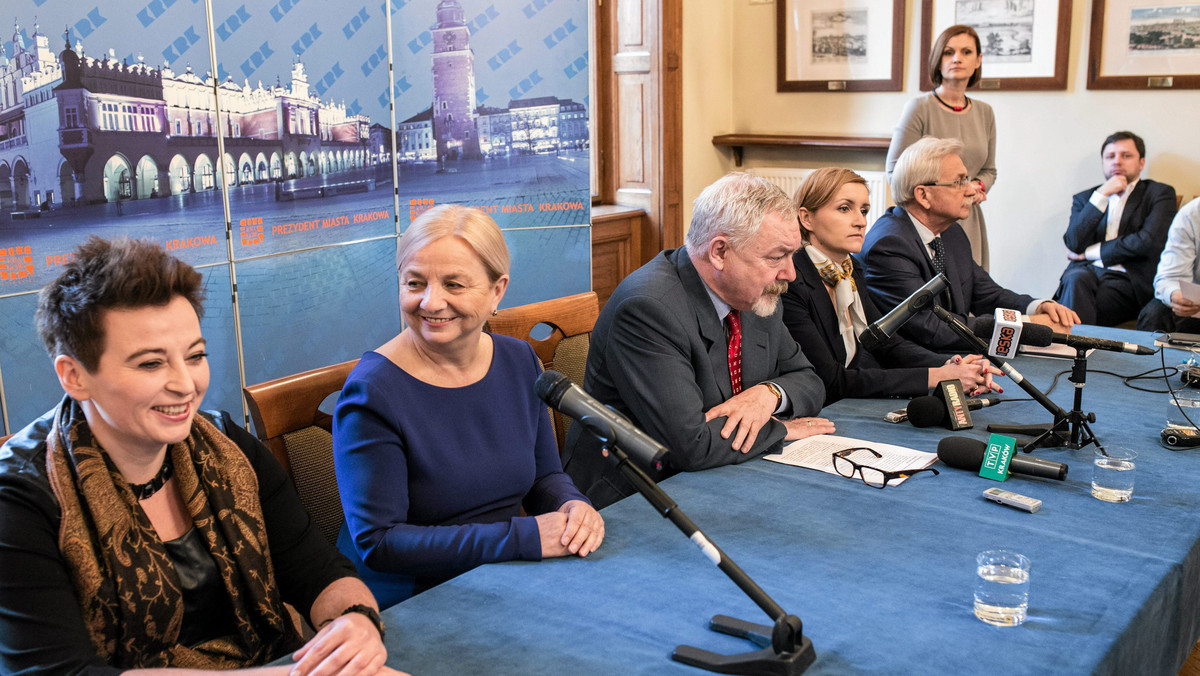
[860,136,1079,352]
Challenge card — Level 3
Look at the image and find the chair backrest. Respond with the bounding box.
[488,292,599,451]
[0,434,10,446]
[243,359,358,546]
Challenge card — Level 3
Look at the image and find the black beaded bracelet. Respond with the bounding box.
[321,603,386,640]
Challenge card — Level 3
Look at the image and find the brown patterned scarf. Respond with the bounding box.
[814,256,857,292]
[45,398,304,669]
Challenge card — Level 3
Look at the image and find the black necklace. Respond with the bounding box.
[932,90,968,112]
[128,452,175,500]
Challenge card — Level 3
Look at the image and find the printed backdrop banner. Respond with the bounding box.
[0,0,590,435]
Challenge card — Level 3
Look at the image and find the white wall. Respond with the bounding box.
[683,0,1200,297]
[682,0,734,235]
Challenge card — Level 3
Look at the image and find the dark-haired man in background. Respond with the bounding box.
[1055,131,1177,326]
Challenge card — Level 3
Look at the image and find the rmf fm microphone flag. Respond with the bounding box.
[987,308,1023,359]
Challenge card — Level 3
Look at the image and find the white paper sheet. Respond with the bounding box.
[764,434,938,485]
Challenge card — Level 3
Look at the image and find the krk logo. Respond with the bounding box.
[0,246,34,281]
[239,217,264,246]
[271,0,300,22]
[74,7,109,39]
[216,5,252,42]
[488,40,522,71]
[293,23,323,58]
[409,198,434,221]
[508,69,543,100]
[138,0,179,27]
[162,25,202,64]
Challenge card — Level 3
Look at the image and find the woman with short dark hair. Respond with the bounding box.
[0,236,404,675]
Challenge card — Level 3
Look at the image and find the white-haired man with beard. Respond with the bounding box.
[861,136,1079,352]
[562,172,831,509]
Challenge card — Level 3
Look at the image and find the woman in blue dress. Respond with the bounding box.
[334,205,605,609]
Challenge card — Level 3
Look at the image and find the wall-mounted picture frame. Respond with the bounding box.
[776,0,904,92]
[1088,0,1200,89]
[919,0,1072,91]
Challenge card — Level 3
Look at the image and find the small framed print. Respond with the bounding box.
[1088,0,1200,89]
[776,0,905,92]
[920,0,1072,91]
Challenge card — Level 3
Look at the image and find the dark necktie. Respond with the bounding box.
[725,310,742,395]
[930,236,946,275]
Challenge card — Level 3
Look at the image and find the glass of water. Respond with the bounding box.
[974,549,1030,626]
[1092,447,1136,503]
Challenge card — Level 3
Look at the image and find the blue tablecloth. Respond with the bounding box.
[377,328,1200,675]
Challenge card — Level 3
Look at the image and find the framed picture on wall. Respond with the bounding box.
[776,0,905,92]
[1088,0,1200,89]
[919,0,1072,90]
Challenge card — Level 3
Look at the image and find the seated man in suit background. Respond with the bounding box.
[1055,131,1177,326]
[1138,196,1200,332]
[860,136,1079,352]
[562,172,832,509]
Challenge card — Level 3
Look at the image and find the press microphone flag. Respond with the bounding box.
[535,370,668,471]
[988,308,1024,359]
[860,273,950,350]
[933,380,973,430]
[907,393,1005,428]
[937,436,1068,481]
[973,317,1155,356]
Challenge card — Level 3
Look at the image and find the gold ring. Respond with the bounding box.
[807,420,813,427]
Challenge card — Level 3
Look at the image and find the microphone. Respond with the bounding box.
[535,370,667,471]
[974,316,1155,356]
[937,436,1067,481]
[907,395,1004,428]
[860,273,950,350]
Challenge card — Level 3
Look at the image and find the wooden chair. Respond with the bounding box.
[488,292,600,451]
[0,434,11,446]
[243,359,358,546]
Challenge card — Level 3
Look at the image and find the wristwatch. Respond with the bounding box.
[338,604,386,640]
[763,381,784,411]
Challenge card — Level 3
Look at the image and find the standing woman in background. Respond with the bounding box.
[886,24,995,269]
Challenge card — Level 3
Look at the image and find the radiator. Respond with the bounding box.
[748,167,891,232]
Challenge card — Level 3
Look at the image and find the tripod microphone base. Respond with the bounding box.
[672,615,816,675]
[987,420,1097,451]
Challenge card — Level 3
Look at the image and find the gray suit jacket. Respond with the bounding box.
[562,247,825,508]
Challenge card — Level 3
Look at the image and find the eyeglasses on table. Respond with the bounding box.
[832,447,939,489]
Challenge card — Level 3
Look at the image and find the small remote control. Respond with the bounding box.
[982,487,1041,513]
[884,409,908,423]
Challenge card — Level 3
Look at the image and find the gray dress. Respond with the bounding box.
[885,93,997,269]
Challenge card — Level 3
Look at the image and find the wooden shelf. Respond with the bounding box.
[712,133,891,166]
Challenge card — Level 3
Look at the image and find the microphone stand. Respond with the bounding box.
[930,305,1100,452]
[593,432,816,675]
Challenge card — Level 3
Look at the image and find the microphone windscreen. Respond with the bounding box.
[936,436,987,471]
[535,369,570,406]
[972,317,1054,347]
[907,396,947,428]
[1019,323,1054,347]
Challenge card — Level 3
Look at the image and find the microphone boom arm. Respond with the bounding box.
[596,436,816,675]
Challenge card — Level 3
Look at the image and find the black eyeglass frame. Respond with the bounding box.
[831,447,940,489]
